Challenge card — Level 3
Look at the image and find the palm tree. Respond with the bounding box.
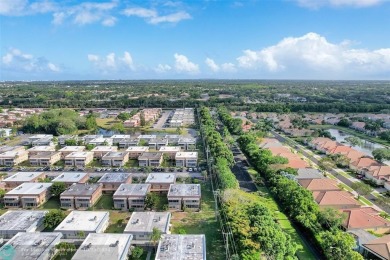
[150,227,162,251]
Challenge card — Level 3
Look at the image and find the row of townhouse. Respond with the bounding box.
[1,171,201,211]
[309,137,390,189]
[57,133,196,149]
[0,210,206,260]
[168,108,195,127]
[0,143,198,167]
[0,108,43,127]
[123,108,162,127]
[261,137,390,255]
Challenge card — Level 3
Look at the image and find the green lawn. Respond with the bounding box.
[105,211,130,233]
[41,197,61,209]
[126,159,139,168]
[96,118,121,129]
[93,195,114,210]
[170,182,225,260]
[249,170,316,260]
[52,249,77,260]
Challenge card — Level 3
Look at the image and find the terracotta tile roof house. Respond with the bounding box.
[342,207,390,231]
[364,166,390,185]
[268,146,291,154]
[313,190,360,209]
[362,234,390,260]
[321,141,340,153]
[350,157,381,172]
[328,145,354,155]
[298,178,341,192]
[345,150,365,164]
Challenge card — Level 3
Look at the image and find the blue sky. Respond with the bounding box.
[1,0,390,80]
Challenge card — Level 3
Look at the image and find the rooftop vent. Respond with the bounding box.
[110,240,119,247]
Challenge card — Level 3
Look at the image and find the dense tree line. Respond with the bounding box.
[214,158,239,190]
[22,109,97,135]
[217,106,243,135]
[237,133,363,260]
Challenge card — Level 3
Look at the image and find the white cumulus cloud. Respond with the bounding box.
[0,0,56,16]
[155,64,172,73]
[1,48,60,73]
[174,53,199,74]
[122,7,191,24]
[88,51,136,73]
[236,32,390,78]
[205,58,220,72]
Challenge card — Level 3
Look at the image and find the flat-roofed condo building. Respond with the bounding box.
[168,184,201,211]
[0,232,62,260]
[60,183,102,209]
[175,152,198,168]
[4,182,52,208]
[29,151,62,166]
[3,171,45,190]
[65,151,94,167]
[52,172,89,187]
[0,149,28,166]
[156,234,206,260]
[124,212,171,242]
[54,211,109,239]
[113,184,151,210]
[98,172,132,193]
[72,233,133,260]
[0,210,47,239]
[145,173,176,193]
[101,151,129,166]
[59,146,85,159]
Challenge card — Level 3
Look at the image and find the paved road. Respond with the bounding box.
[153,110,172,129]
[271,130,390,214]
[230,145,257,192]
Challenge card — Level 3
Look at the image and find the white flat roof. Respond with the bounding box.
[0,210,47,232]
[72,233,133,260]
[0,150,26,158]
[54,211,109,232]
[111,135,131,139]
[113,184,150,196]
[0,232,62,260]
[124,212,171,234]
[138,135,157,139]
[98,172,131,183]
[89,138,113,143]
[175,152,198,159]
[3,172,44,182]
[6,182,52,195]
[145,173,176,184]
[59,146,85,152]
[168,184,201,197]
[156,235,206,260]
[52,172,88,183]
[29,134,53,139]
[91,146,117,152]
[27,146,55,151]
[126,146,149,152]
[159,146,181,152]
[65,151,93,158]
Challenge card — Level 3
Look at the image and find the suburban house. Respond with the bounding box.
[0,210,47,239]
[138,135,156,142]
[113,183,151,211]
[351,122,367,132]
[52,172,89,187]
[0,149,29,166]
[156,235,206,260]
[4,182,53,208]
[65,151,94,167]
[91,146,118,159]
[312,190,361,209]
[167,184,201,211]
[98,172,132,193]
[177,137,196,150]
[60,183,103,209]
[363,166,390,185]
[126,146,149,158]
[350,157,381,174]
[54,211,109,239]
[72,233,133,260]
[159,146,181,159]
[3,171,45,190]
[124,212,171,242]
[148,138,168,150]
[362,234,390,260]
[101,151,129,167]
[27,145,56,156]
[298,178,341,192]
[138,152,164,167]
[59,146,85,159]
[175,152,198,168]
[342,207,390,233]
[145,173,176,193]
[29,151,62,166]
